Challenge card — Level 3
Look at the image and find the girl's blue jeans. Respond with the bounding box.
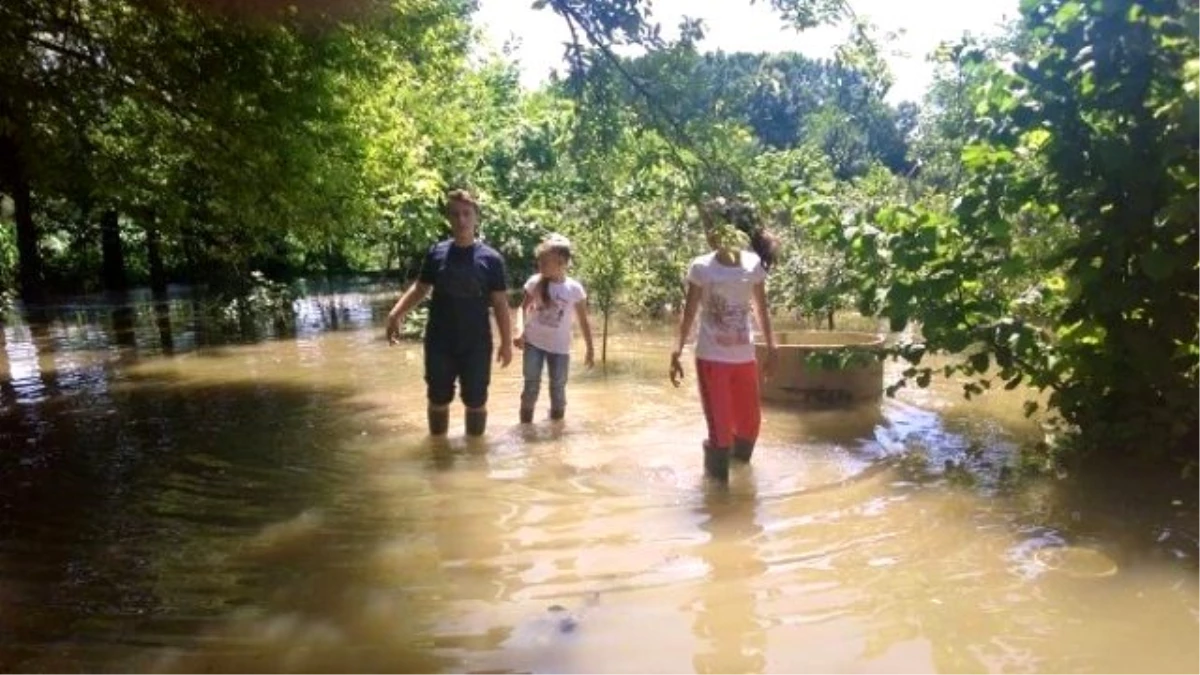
[521,343,570,413]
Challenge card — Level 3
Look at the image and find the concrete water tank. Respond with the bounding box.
[755,331,885,406]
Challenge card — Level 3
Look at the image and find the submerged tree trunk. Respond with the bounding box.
[100,209,127,291]
[154,301,174,355]
[111,306,136,348]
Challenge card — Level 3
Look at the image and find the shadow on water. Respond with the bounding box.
[0,364,450,673]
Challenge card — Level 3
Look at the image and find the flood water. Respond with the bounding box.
[1,287,1196,673]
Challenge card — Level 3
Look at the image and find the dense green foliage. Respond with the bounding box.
[1,0,1195,473]
[1,0,484,296]
[801,0,1198,471]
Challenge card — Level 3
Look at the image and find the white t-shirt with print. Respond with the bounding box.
[522,275,587,355]
[687,251,767,363]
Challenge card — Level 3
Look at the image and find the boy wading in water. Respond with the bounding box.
[514,234,595,423]
[385,189,513,437]
[670,197,780,482]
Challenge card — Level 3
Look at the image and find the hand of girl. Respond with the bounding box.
[669,351,685,387]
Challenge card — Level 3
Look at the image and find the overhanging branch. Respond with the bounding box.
[550,0,719,194]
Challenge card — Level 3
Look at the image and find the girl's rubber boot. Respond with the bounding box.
[732,437,756,463]
[520,408,534,424]
[428,408,449,436]
[465,409,488,437]
[703,441,730,483]
[549,408,565,421]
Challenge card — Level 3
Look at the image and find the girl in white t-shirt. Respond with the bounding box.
[669,197,780,482]
[515,234,595,423]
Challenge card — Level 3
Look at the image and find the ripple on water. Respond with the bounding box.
[1,302,1196,675]
[476,408,894,506]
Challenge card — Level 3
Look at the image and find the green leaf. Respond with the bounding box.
[1139,248,1177,281]
[1052,1,1084,29]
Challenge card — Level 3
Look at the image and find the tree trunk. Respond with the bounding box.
[382,243,394,278]
[325,242,337,274]
[145,223,167,295]
[180,223,199,285]
[1,90,42,302]
[827,308,835,331]
[100,209,127,291]
[13,174,43,303]
[601,304,610,369]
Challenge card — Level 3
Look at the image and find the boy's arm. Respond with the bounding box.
[490,290,513,366]
[387,245,438,344]
[385,281,432,344]
[486,254,512,367]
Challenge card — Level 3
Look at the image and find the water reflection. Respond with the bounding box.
[694,477,767,674]
[112,305,137,349]
[765,402,888,447]
[6,370,451,673]
[26,314,59,403]
[0,326,16,406]
[154,302,174,355]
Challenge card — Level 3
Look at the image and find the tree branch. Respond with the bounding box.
[551,0,718,193]
[27,34,99,65]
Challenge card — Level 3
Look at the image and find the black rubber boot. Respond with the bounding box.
[703,441,730,483]
[732,437,756,463]
[465,409,487,437]
[549,408,565,421]
[428,407,449,436]
[520,408,534,424]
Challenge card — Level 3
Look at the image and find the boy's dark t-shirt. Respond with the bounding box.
[419,240,507,351]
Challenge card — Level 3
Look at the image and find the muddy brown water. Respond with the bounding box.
[0,289,1195,673]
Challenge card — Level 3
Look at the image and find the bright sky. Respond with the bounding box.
[473,0,1018,104]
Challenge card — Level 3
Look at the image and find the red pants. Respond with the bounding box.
[695,359,761,448]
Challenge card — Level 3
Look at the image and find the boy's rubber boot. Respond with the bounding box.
[465,409,488,437]
[428,408,449,436]
[732,437,756,463]
[549,408,565,421]
[520,408,534,424]
[703,441,730,483]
